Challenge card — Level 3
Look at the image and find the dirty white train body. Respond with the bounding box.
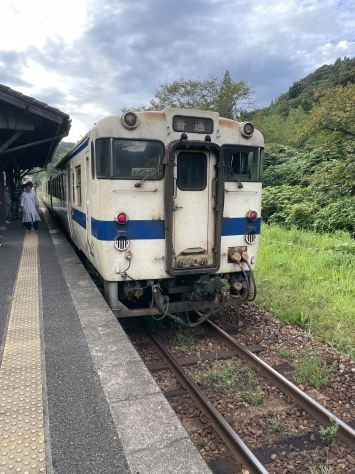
[43,108,264,326]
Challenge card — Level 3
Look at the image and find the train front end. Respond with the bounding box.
[90,108,263,325]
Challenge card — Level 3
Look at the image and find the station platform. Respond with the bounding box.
[0,206,211,474]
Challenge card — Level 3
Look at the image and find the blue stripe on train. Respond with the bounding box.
[72,207,87,229]
[221,217,261,235]
[72,209,261,240]
[91,217,166,240]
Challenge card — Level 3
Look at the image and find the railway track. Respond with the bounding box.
[133,318,355,473]
[207,319,355,451]
[145,323,268,474]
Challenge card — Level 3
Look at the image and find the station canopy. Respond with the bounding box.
[0,84,71,176]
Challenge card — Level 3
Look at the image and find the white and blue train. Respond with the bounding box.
[43,108,264,325]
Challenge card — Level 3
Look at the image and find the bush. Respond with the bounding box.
[262,185,312,224]
[285,203,317,229]
[262,186,355,234]
[313,197,355,233]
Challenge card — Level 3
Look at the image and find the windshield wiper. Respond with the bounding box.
[134,165,162,187]
[227,155,244,189]
[227,164,243,188]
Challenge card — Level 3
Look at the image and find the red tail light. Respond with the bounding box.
[116,212,128,224]
[246,210,258,221]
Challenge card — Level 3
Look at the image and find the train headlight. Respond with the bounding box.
[116,212,128,224]
[121,111,139,129]
[240,122,254,138]
[246,210,258,221]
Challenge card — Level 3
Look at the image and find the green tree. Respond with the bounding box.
[140,71,255,119]
[298,83,355,141]
[212,71,254,119]
[296,84,355,194]
[252,106,308,146]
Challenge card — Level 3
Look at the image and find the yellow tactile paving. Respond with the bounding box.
[0,232,46,474]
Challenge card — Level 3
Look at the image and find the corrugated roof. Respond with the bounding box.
[0,84,71,172]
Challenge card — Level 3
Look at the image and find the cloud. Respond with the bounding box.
[0,0,354,141]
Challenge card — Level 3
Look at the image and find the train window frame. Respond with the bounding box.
[177,151,207,191]
[95,137,165,180]
[95,138,112,178]
[75,165,82,206]
[71,172,75,205]
[91,141,95,179]
[61,174,64,201]
[222,145,263,182]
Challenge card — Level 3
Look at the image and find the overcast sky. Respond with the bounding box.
[1,0,354,142]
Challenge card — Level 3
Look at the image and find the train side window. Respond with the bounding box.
[96,138,111,178]
[75,165,82,206]
[177,152,207,190]
[60,174,64,200]
[63,174,67,201]
[60,174,64,201]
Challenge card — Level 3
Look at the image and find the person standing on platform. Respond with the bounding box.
[20,181,41,232]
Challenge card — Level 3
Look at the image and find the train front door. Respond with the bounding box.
[165,146,224,274]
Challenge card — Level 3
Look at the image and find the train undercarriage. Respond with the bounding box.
[104,269,256,326]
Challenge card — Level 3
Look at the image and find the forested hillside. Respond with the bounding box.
[34,141,74,188]
[53,141,75,162]
[250,57,355,235]
[272,56,355,111]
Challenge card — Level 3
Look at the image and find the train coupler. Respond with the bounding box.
[193,275,225,297]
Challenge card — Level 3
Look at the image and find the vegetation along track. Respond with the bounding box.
[123,306,355,473]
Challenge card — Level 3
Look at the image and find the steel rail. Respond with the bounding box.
[207,319,355,450]
[144,325,269,474]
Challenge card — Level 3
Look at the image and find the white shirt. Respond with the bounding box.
[21,190,41,222]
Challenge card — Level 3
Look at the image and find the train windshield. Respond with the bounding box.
[222,145,262,181]
[95,138,164,179]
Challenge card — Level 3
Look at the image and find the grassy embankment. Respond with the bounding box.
[254,224,355,358]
